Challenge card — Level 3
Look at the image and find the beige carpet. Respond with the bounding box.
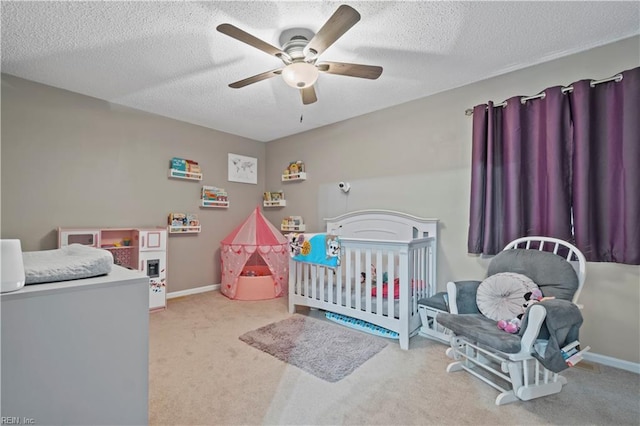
[149,291,640,425]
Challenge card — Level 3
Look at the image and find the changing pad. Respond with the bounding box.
[23,244,114,284]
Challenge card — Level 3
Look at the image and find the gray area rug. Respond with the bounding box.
[239,314,388,382]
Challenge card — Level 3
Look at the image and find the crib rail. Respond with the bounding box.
[288,236,436,348]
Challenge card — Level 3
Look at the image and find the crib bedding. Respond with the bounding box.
[22,244,114,284]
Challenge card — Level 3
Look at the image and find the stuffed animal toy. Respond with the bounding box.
[360,264,377,284]
[523,288,556,308]
[497,317,522,334]
[326,236,340,258]
[497,288,556,334]
[289,233,304,256]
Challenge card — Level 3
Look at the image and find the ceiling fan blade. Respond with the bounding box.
[229,68,283,89]
[304,5,360,58]
[217,23,289,60]
[301,86,317,105]
[317,61,383,79]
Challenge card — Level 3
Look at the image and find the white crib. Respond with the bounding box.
[288,210,438,350]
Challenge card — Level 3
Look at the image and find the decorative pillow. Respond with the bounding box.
[476,272,539,321]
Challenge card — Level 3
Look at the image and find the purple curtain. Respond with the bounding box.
[468,86,573,255]
[569,67,640,264]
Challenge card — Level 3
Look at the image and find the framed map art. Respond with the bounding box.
[228,153,257,184]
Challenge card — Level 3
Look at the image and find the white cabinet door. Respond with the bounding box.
[138,230,167,252]
[139,251,166,310]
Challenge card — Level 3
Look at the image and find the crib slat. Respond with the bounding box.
[372,250,382,315]
[327,265,333,305]
[344,249,351,308]
[304,263,310,299]
[318,266,325,302]
[387,251,395,318]
[296,261,302,296]
[358,250,368,311]
[311,266,317,300]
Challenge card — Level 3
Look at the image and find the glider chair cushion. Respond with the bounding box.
[487,249,579,301]
[449,280,482,314]
[438,313,523,353]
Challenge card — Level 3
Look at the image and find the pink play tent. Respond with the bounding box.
[220,207,288,300]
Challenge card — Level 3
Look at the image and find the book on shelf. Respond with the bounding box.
[282,215,304,227]
[264,191,284,202]
[186,159,200,174]
[168,213,187,227]
[186,213,199,227]
[202,186,228,202]
[171,157,201,175]
[171,157,187,172]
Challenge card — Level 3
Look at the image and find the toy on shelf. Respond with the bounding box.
[263,190,286,207]
[282,160,307,181]
[201,186,229,208]
[168,212,201,233]
[169,157,202,180]
[281,215,305,232]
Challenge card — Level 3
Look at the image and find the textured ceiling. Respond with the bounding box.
[2,1,639,142]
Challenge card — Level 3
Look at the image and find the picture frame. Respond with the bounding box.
[228,153,257,184]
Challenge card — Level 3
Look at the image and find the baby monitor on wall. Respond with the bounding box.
[338,182,351,193]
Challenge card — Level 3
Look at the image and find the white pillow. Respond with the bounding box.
[476,272,539,321]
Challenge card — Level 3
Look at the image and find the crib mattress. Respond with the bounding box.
[23,244,114,284]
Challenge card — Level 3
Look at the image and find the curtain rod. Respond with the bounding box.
[464,73,623,116]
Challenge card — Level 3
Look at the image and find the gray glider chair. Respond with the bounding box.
[437,236,586,405]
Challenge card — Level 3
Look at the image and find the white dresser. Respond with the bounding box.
[0,266,149,425]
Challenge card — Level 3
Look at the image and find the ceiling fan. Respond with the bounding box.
[216,4,383,105]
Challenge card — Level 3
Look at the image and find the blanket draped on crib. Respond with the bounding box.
[288,233,341,268]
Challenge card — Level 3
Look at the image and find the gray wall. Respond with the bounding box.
[1,75,266,292]
[1,36,638,364]
[264,36,640,364]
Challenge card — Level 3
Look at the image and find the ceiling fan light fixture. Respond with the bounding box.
[282,62,319,89]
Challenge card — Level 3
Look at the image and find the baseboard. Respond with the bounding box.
[167,284,219,299]
[583,352,640,374]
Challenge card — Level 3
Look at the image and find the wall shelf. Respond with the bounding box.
[168,225,201,234]
[168,213,200,232]
[282,172,307,182]
[264,200,286,207]
[201,200,229,208]
[282,215,304,232]
[281,224,306,232]
[201,185,228,207]
[169,169,202,181]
